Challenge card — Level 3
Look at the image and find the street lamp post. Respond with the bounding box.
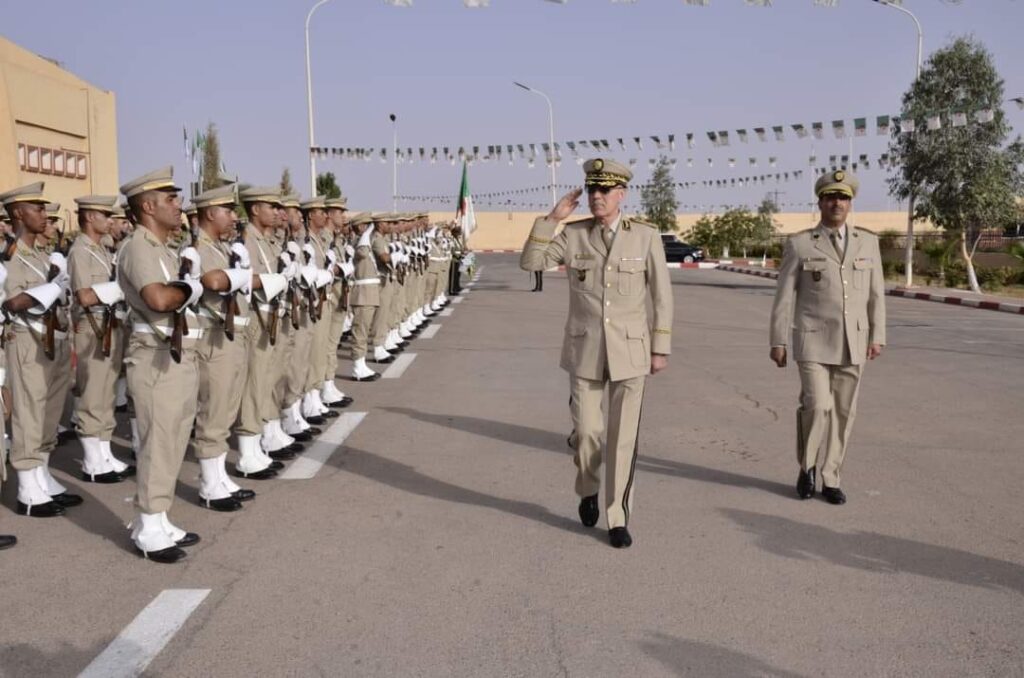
[514,81,557,208]
[873,0,923,288]
[390,113,398,212]
[304,0,335,196]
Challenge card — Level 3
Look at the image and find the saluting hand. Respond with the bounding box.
[546,188,583,223]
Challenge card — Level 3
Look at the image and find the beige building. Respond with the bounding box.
[1,36,118,226]
[437,209,936,252]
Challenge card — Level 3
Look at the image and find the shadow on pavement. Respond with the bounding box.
[329,445,605,543]
[0,639,110,678]
[382,407,793,499]
[723,509,1024,594]
[639,632,805,678]
[671,280,774,292]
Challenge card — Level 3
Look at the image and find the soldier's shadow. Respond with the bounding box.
[639,632,806,678]
[723,509,1024,595]
[380,406,793,499]
[326,445,605,543]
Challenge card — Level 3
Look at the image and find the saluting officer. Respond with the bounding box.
[1,182,80,519]
[769,170,886,504]
[348,213,385,382]
[68,194,134,483]
[117,167,203,563]
[520,159,673,549]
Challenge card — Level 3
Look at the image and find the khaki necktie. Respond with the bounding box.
[602,227,614,251]
[831,230,844,259]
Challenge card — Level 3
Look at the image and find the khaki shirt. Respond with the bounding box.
[4,238,70,331]
[769,223,887,366]
[68,234,115,325]
[117,226,197,347]
[350,237,381,307]
[195,228,251,331]
[520,215,673,382]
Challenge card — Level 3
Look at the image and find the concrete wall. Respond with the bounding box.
[443,209,939,251]
[1,36,118,227]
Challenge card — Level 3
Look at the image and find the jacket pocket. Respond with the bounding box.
[569,260,596,292]
[626,322,648,367]
[801,261,829,291]
[617,259,645,296]
[852,257,872,290]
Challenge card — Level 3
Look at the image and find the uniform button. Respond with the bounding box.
[844,295,848,300]
[605,301,610,306]
[843,280,848,285]
[606,283,611,288]
[604,318,609,323]
[607,266,612,271]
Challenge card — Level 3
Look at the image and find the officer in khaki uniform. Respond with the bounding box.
[321,197,354,408]
[187,184,257,512]
[348,213,384,381]
[769,170,886,505]
[68,194,134,483]
[520,158,673,549]
[1,182,79,519]
[298,196,338,424]
[118,167,204,563]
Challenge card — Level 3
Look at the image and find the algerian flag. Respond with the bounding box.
[454,161,476,239]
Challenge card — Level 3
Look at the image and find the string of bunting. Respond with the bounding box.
[311,108,1005,166]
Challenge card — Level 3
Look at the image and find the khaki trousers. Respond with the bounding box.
[125,336,199,514]
[284,315,313,406]
[8,329,71,470]
[306,298,332,391]
[73,318,124,439]
[194,328,248,460]
[325,301,347,381]
[372,279,395,347]
[796,361,864,488]
[237,317,275,436]
[349,305,376,360]
[571,373,646,529]
[271,311,294,409]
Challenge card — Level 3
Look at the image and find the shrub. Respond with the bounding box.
[975,265,1016,291]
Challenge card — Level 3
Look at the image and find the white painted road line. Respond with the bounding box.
[439,307,454,317]
[382,353,416,379]
[452,296,464,304]
[78,589,210,678]
[420,324,441,339]
[278,412,367,480]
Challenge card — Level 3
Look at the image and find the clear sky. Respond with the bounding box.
[5,0,1024,214]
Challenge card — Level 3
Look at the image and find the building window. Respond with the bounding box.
[53,150,65,175]
[76,154,88,179]
[17,145,88,180]
[41,148,53,174]
[27,145,40,171]
[18,143,27,170]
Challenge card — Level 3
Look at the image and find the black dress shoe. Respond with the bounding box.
[0,534,17,550]
[232,488,256,502]
[340,396,354,406]
[322,399,345,408]
[306,415,327,426]
[321,409,340,419]
[16,501,65,517]
[137,545,187,564]
[821,486,847,505]
[285,442,305,453]
[115,404,128,413]
[269,460,285,470]
[81,470,127,484]
[354,374,381,383]
[50,493,83,508]
[236,467,278,480]
[796,468,816,500]
[176,532,201,548]
[375,356,395,364]
[289,430,313,442]
[578,494,599,527]
[121,465,137,477]
[609,527,633,549]
[306,426,322,436]
[200,496,243,512]
[268,448,297,461]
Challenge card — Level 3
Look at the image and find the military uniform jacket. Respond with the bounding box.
[520,215,673,382]
[195,228,251,331]
[4,239,71,335]
[769,223,886,366]
[349,234,381,307]
[68,234,117,327]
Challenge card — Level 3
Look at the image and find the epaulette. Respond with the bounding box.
[853,226,875,236]
[565,218,590,227]
[624,218,657,230]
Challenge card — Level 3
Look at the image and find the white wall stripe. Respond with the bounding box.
[279,412,367,480]
[78,589,210,678]
[382,353,416,379]
[420,324,441,339]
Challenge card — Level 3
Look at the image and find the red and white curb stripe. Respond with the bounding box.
[717,265,1024,316]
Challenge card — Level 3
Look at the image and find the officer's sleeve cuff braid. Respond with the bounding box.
[653,328,671,336]
[528,235,552,244]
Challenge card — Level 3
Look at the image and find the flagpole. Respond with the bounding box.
[514,82,557,208]
[391,113,398,212]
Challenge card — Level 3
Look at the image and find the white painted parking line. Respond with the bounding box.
[420,324,441,339]
[383,352,417,379]
[439,307,454,317]
[278,412,367,480]
[452,296,464,304]
[78,589,210,678]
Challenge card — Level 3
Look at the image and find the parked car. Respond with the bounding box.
[660,234,705,263]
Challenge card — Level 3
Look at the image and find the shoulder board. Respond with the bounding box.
[624,218,657,230]
[565,218,591,227]
[853,226,876,236]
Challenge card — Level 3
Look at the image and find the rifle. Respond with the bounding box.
[43,226,71,360]
[222,222,244,342]
[100,240,120,358]
[170,226,197,363]
[303,231,320,323]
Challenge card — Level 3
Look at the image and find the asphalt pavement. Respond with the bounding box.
[1,253,1022,677]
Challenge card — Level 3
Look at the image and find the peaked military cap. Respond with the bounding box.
[111,203,127,219]
[325,196,348,210]
[348,212,372,226]
[45,202,62,216]
[120,166,181,198]
[0,182,48,207]
[583,158,632,188]
[74,195,119,214]
[814,169,859,199]
[300,195,328,211]
[280,193,301,208]
[238,186,283,205]
[192,184,238,209]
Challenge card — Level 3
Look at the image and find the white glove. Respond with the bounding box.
[0,262,7,290]
[47,252,68,276]
[315,268,333,289]
[229,242,250,269]
[92,281,125,306]
[52,270,71,294]
[340,261,355,279]
[286,241,302,259]
[278,251,293,269]
[222,268,251,295]
[326,249,338,266]
[258,273,287,302]
[171,279,203,310]
[25,282,63,314]
[299,264,318,288]
[301,243,316,261]
[179,247,202,280]
[345,245,355,258]
[282,260,298,281]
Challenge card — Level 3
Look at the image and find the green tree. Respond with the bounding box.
[888,37,1024,293]
[200,122,222,191]
[316,171,342,199]
[640,155,678,232]
[280,168,294,195]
